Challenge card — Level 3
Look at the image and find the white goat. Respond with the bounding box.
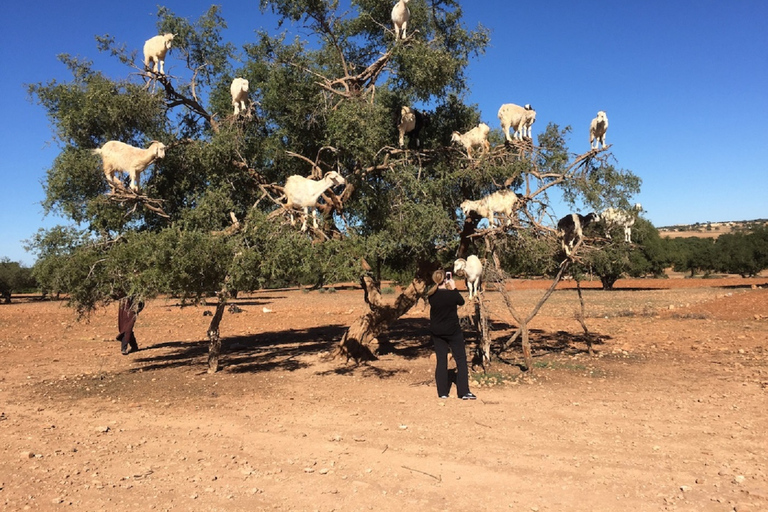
[451,123,490,159]
[497,103,536,142]
[93,140,166,193]
[557,212,599,256]
[231,78,249,116]
[391,0,411,41]
[460,189,519,227]
[590,111,609,149]
[284,171,346,231]
[143,33,175,75]
[454,255,483,300]
[600,203,642,243]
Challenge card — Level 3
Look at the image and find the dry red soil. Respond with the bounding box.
[1,276,767,512]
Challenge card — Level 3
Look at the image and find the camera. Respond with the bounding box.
[445,271,452,280]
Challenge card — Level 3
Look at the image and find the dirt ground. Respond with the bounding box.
[1,276,767,512]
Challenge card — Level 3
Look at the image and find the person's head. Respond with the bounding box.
[428,269,447,296]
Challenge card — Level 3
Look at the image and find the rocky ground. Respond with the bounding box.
[1,276,766,511]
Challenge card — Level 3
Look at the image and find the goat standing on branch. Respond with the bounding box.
[397,106,428,149]
[557,212,599,256]
[284,171,346,232]
[391,0,411,41]
[93,140,166,193]
[454,255,483,300]
[230,77,249,116]
[460,189,520,228]
[498,103,536,142]
[600,204,642,243]
[143,33,174,75]
[590,111,609,149]
[451,123,490,159]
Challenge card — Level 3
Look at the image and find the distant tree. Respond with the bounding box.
[715,226,768,277]
[624,218,669,278]
[0,258,37,303]
[565,217,664,290]
[666,237,717,277]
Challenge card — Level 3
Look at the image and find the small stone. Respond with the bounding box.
[733,475,746,484]
[680,485,692,492]
[21,451,35,459]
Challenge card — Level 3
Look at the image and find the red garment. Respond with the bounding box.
[116,298,143,354]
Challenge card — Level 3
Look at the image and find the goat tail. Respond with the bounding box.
[91,148,102,156]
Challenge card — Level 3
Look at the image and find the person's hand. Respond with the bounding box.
[446,279,455,290]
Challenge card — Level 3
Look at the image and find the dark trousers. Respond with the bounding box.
[432,331,470,397]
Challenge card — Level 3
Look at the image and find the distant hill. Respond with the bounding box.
[658,219,767,239]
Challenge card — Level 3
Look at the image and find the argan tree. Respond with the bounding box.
[28,2,639,373]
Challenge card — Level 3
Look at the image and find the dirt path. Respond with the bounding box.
[1,278,766,511]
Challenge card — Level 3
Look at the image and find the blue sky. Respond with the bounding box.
[1,1,766,265]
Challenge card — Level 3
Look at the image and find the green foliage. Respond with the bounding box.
[713,225,768,277]
[666,237,718,277]
[156,5,236,87]
[0,258,37,302]
[325,99,390,164]
[587,244,630,290]
[624,218,669,278]
[659,226,768,278]
[497,231,558,277]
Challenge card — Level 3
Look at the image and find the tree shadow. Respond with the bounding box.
[719,282,768,290]
[131,324,346,374]
[313,364,405,379]
[490,327,612,370]
[374,318,433,359]
[127,316,612,376]
[162,295,289,309]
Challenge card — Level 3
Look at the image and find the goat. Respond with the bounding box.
[460,189,519,227]
[231,78,249,116]
[600,203,642,243]
[557,212,599,256]
[391,0,411,41]
[454,255,483,300]
[451,123,490,159]
[92,140,166,193]
[497,103,536,142]
[143,33,174,75]
[590,111,609,149]
[397,106,428,148]
[284,171,346,232]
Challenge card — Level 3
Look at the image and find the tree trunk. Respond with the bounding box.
[575,282,595,356]
[520,320,531,370]
[457,216,481,258]
[496,255,572,372]
[206,299,227,374]
[467,294,491,370]
[334,262,432,362]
